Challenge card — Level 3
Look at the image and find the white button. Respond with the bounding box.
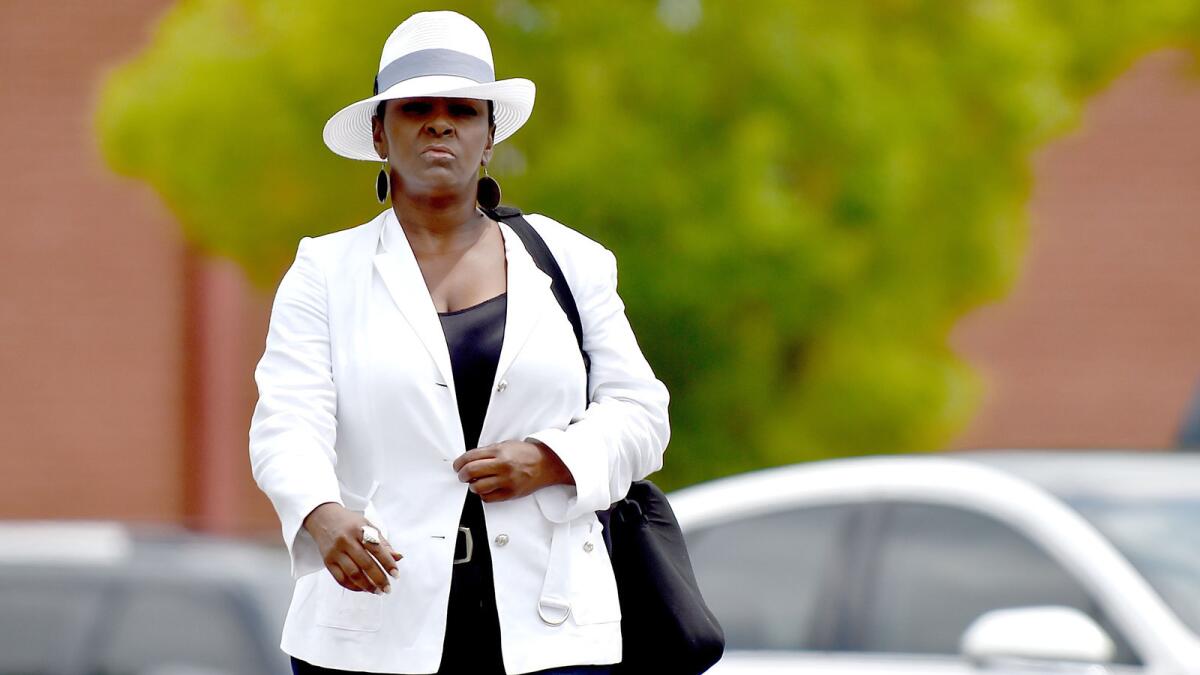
[583,541,594,553]
[496,380,508,392]
[495,534,509,547]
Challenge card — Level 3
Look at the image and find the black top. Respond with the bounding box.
[438,292,507,452]
[437,293,508,673]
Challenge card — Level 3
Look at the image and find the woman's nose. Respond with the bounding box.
[425,116,454,136]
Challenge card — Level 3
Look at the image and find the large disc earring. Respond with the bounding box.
[476,166,501,210]
[376,162,389,203]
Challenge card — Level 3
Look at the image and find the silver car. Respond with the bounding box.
[671,452,1200,674]
[0,522,293,675]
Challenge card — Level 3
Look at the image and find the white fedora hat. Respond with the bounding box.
[323,11,535,161]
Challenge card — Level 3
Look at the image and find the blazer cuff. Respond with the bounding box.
[526,427,608,523]
[255,438,344,578]
[285,495,343,579]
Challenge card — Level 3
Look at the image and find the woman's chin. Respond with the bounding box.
[402,183,475,205]
[401,167,468,190]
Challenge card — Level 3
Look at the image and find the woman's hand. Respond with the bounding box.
[302,502,403,594]
[452,440,575,502]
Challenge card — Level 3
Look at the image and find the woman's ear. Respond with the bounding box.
[371,114,387,160]
[481,125,495,166]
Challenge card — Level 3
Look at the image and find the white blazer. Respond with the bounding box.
[249,209,670,674]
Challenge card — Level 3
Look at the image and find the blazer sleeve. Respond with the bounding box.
[249,237,344,578]
[527,243,671,523]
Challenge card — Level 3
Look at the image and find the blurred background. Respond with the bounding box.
[4,1,1200,673]
[4,0,1199,532]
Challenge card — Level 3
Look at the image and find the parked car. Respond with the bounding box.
[671,452,1200,674]
[0,521,293,675]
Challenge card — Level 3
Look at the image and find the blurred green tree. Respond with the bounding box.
[97,0,1200,489]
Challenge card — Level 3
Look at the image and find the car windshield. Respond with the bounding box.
[964,453,1200,638]
[1066,497,1200,637]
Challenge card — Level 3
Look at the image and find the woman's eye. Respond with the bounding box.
[450,105,478,116]
[401,102,432,114]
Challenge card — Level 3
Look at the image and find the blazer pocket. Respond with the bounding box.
[313,534,446,642]
[315,572,383,632]
[386,533,446,647]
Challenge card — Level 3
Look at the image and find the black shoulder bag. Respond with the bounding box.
[488,206,725,675]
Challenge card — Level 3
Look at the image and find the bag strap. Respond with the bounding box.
[487,206,602,618]
[487,206,613,553]
[486,206,592,377]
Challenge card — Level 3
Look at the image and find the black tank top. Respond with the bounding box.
[438,292,507,449]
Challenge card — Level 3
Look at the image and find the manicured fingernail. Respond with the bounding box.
[383,585,392,594]
[389,568,400,578]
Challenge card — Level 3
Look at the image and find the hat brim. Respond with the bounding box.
[322,75,535,161]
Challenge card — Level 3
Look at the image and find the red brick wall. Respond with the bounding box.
[0,1,189,522]
[0,0,278,532]
[951,50,1200,450]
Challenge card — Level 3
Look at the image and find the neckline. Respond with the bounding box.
[437,292,508,317]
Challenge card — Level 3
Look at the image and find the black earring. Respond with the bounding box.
[376,162,389,203]
[476,166,501,210]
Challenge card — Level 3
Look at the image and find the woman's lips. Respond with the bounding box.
[421,145,455,159]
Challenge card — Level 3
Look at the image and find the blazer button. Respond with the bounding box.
[496,380,508,393]
[583,541,594,553]
[495,534,509,547]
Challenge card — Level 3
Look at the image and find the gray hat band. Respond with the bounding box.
[374,48,496,95]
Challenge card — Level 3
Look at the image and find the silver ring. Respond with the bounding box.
[361,525,381,546]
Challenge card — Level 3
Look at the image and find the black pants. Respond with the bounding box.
[437,491,504,674]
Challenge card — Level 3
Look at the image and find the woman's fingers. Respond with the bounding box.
[470,476,515,502]
[326,534,401,593]
[327,562,347,587]
[456,457,503,483]
[451,445,498,472]
[478,487,514,503]
[364,534,403,579]
[331,551,377,593]
[309,504,402,593]
[468,475,505,496]
[346,541,392,592]
[456,441,554,502]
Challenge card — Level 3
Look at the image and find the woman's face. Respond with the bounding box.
[371,96,494,200]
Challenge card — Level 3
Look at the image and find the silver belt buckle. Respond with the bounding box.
[453,526,473,565]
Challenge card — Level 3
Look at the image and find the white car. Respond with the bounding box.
[670,452,1200,675]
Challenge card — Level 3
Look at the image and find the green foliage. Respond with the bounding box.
[98,0,1200,489]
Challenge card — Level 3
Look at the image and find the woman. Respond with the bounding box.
[249,11,670,675]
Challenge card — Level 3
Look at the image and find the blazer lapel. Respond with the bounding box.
[371,214,553,411]
[494,221,552,386]
[372,210,457,392]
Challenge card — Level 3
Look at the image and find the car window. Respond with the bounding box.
[0,575,104,674]
[685,504,857,650]
[859,502,1138,664]
[96,582,264,675]
[1069,497,1200,637]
